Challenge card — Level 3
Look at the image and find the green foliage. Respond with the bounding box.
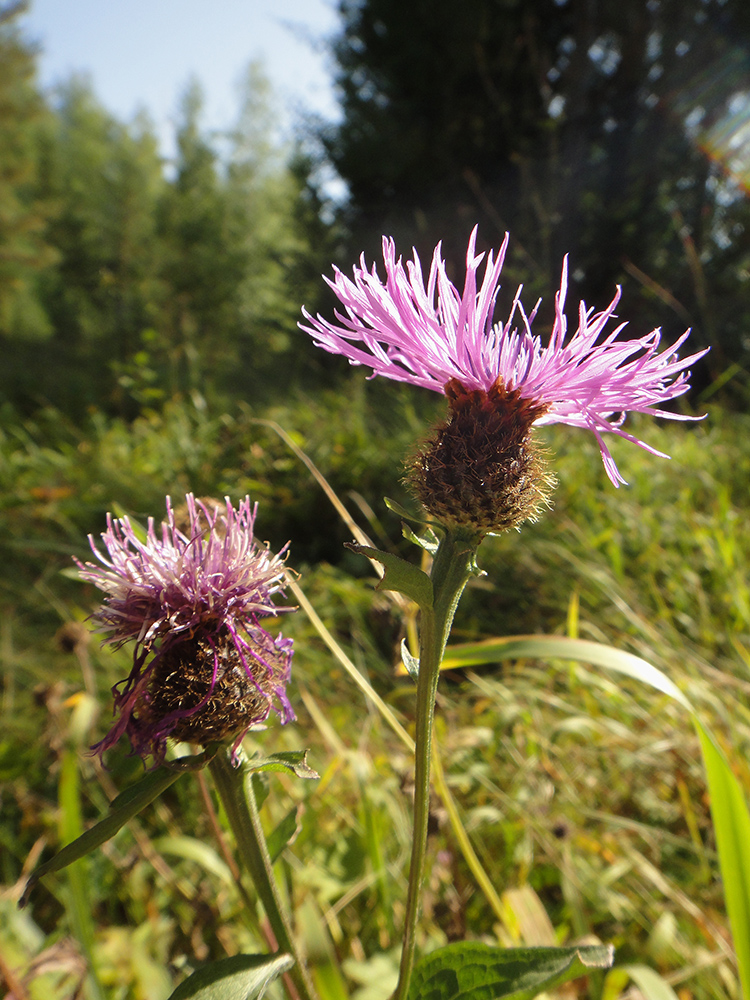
[407,942,613,1000]
[347,544,434,611]
[441,633,750,1000]
[696,727,750,1000]
[166,954,294,1000]
[0,41,336,418]
[0,3,56,340]
[21,765,185,906]
[3,395,748,998]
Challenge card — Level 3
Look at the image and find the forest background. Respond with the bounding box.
[3,0,750,998]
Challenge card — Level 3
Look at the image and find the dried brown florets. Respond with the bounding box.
[408,377,555,537]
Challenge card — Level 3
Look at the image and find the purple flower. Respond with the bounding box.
[77,495,295,763]
[300,228,707,486]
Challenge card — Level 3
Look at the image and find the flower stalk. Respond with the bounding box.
[209,748,320,1000]
[393,530,477,1000]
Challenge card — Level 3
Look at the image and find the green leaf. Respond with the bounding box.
[401,638,420,680]
[246,750,319,780]
[266,806,302,863]
[21,765,183,906]
[345,543,433,611]
[167,953,294,1000]
[407,942,613,1000]
[402,521,440,555]
[441,635,691,710]
[695,724,750,1000]
[384,497,427,524]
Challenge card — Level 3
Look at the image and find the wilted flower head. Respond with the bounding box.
[77,494,295,764]
[300,228,707,534]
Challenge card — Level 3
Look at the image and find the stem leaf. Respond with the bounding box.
[384,497,426,523]
[247,750,320,780]
[402,522,440,555]
[267,805,303,863]
[166,953,294,1000]
[407,942,614,1000]
[21,765,183,906]
[346,543,433,611]
[400,638,420,680]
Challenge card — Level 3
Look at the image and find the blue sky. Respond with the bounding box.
[20,0,341,158]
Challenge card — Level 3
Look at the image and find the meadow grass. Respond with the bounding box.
[1,388,748,999]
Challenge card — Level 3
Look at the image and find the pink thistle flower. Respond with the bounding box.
[300,228,707,487]
[77,495,295,764]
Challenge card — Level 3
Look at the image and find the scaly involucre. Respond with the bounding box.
[77,495,294,762]
[300,228,707,485]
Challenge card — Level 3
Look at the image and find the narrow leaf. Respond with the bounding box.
[401,638,420,680]
[440,636,691,710]
[345,542,433,611]
[167,953,294,1000]
[402,522,440,555]
[408,942,613,1000]
[246,750,319,780]
[696,724,750,1000]
[21,765,182,906]
[384,497,427,524]
[267,806,302,863]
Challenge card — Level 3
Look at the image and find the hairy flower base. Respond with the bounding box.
[409,377,554,536]
[93,626,294,764]
[147,631,276,744]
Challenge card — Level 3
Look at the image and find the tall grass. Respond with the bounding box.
[1,390,748,999]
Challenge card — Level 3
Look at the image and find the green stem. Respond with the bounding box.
[209,750,320,1000]
[393,531,477,1000]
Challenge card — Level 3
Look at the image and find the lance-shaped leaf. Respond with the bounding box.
[345,543,433,611]
[402,521,440,555]
[384,496,428,525]
[401,638,420,680]
[167,953,294,1000]
[408,942,614,1000]
[21,765,183,906]
[267,805,303,863]
[245,750,319,780]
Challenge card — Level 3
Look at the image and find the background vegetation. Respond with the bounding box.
[1,1,750,998]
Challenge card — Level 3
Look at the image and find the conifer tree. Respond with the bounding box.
[0,1,55,340]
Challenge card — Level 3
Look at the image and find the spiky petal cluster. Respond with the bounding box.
[300,228,707,486]
[77,495,295,763]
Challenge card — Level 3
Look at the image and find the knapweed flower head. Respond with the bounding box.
[301,228,707,535]
[77,494,295,764]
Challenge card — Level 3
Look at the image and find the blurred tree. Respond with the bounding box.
[0,0,56,340]
[155,66,341,405]
[323,0,750,392]
[0,25,336,418]
[224,63,341,396]
[31,78,166,413]
[156,79,247,401]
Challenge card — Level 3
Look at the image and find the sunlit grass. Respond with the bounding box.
[1,392,749,998]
